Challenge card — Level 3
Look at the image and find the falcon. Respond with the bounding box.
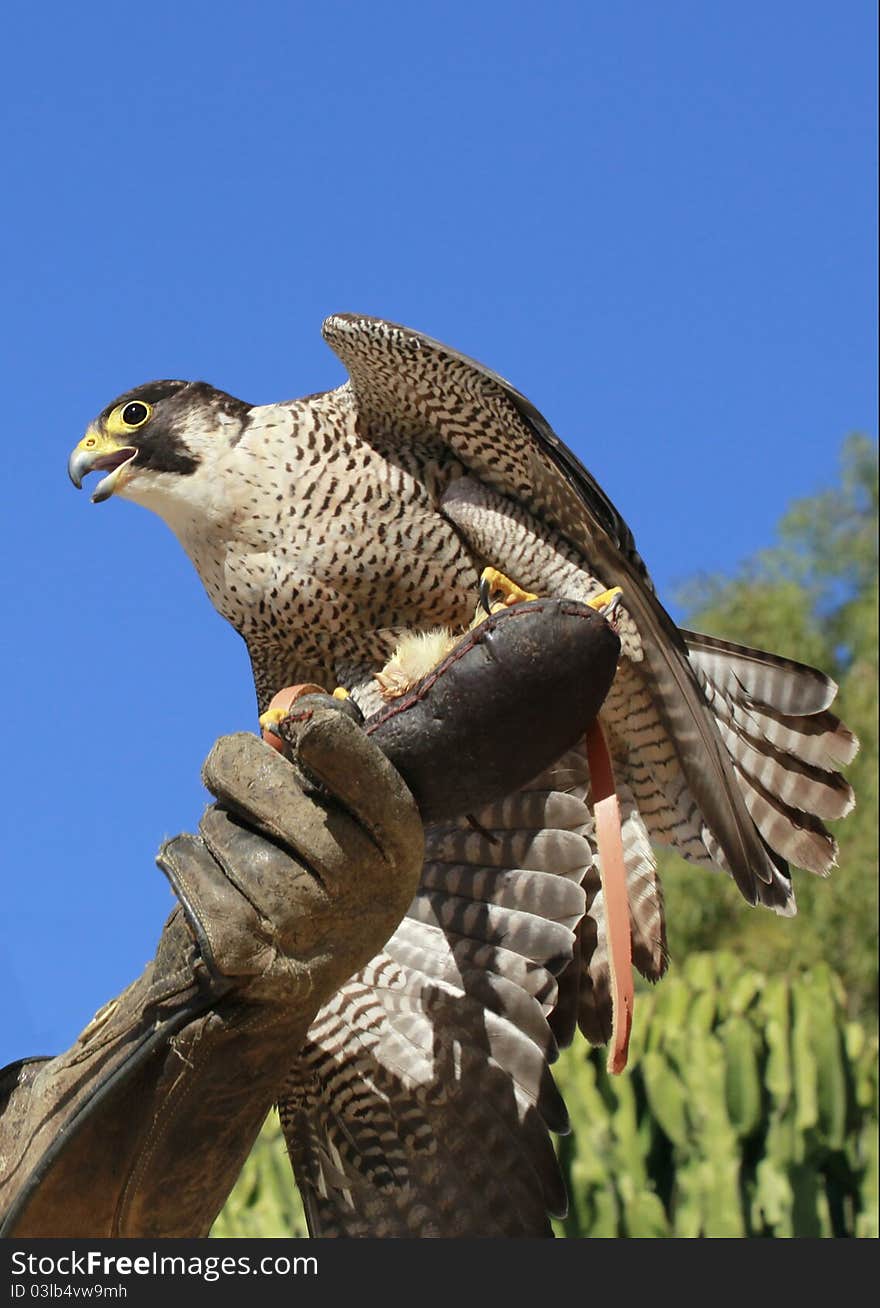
[69,314,857,1237]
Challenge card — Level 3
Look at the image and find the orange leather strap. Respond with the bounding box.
[260,684,327,750]
[586,718,633,1074]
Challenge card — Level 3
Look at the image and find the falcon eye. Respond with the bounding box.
[121,401,151,428]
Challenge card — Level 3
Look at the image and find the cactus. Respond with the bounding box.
[723,1017,762,1139]
[556,955,877,1237]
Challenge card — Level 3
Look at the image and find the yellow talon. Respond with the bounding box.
[258,706,288,731]
[587,586,623,613]
[259,682,328,749]
[479,567,539,616]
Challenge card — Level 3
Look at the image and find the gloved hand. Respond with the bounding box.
[0,708,424,1238]
[168,709,425,1011]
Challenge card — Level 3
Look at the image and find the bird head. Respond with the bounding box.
[69,380,250,510]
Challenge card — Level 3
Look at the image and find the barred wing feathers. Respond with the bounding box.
[280,774,595,1237]
[280,741,675,1236]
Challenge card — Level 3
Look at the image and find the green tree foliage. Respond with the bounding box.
[212,1111,308,1238]
[661,436,878,1020]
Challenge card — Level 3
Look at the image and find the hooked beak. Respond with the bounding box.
[68,427,138,503]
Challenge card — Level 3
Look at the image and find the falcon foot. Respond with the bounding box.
[586,586,623,626]
[478,567,539,616]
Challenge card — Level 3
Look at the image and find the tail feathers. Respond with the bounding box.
[686,630,858,879]
[726,698,858,771]
[683,630,839,715]
[734,764,838,878]
[715,711,854,821]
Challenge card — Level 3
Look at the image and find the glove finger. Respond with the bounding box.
[197,805,332,937]
[257,705,425,878]
[156,832,258,980]
[202,727,420,890]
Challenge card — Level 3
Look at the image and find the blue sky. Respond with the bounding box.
[1,1,876,1066]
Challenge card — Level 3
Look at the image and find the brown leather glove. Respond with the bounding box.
[0,711,424,1238]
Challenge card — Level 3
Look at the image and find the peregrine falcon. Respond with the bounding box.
[69,315,857,1236]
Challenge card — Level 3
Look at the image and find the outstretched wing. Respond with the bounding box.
[321,312,853,909]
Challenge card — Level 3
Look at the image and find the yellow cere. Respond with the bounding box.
[73,423,127,458]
